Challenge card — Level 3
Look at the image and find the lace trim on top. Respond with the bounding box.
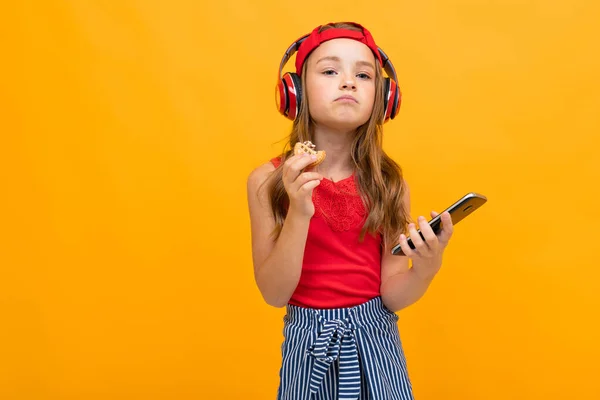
[313,174,366,232]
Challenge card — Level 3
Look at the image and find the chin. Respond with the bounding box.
[332,115,370,130]
[312,111,370,132]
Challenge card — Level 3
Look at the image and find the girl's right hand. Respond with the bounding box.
[282,153,323,219]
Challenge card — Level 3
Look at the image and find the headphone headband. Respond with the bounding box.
[277,34,309,81]
[277,30,398,84]
[294,24,383,75]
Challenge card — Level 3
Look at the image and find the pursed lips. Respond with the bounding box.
[335,95,358,103]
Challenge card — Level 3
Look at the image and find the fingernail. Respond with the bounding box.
[310,155,317,160]
[418,216,426,222]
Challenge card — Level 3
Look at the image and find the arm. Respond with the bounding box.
[380,258,439,313]
[380,182,454,312]
[246,156,322,308]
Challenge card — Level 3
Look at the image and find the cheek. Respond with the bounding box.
[361,85,376,113]
[306,77,327,100]
[365,84,376,102]
[306,80,328,113]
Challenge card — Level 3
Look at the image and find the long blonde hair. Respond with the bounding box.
[265,22,410,249]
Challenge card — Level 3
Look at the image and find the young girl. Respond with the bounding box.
[247,21,454,400]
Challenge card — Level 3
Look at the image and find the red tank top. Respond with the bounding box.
[270,157,382,309]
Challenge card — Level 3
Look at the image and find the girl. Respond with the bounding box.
[247,22,454,400]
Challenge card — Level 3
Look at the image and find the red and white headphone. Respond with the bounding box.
[275,23,401,123]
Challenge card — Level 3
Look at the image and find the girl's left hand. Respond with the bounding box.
[397,211,454,280]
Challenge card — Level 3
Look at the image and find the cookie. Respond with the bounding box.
[293,141,326,168]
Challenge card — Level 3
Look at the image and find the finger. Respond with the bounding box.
[282,152,307,169]
[294,154,320,173]
[285,154,316,183]
[407,223,427,251]
[295,153,319,169]
[430,210,439,218]
[438,211,454,244]
[299,178,321,194]
[292,172,323,191]
[398,233,418,258]
[418,216,439,250]
[282,154,305,181]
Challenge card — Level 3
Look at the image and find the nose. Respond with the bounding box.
[339,74,356,90]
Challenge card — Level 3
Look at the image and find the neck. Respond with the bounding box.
[311,124,356,181]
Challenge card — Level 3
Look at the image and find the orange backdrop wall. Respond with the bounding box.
[2,1,599,399]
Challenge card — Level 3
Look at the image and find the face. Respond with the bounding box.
[304,38,377,131]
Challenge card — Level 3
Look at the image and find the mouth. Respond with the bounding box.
[335,95,358,103]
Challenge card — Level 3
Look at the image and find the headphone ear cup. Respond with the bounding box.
[276,79,288,116]
[382,78,392,123]
[288,73,302,121]
[389,79,401,120]
[278,72,302,121]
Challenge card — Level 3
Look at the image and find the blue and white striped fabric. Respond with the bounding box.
[276,297,414,400]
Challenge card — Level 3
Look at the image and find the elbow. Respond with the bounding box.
[256,278,289,308]
[380,290,398,313]
[380,286,408,313]
[255,267,292,308]
[261,292,289,308]
[267,298,288,308]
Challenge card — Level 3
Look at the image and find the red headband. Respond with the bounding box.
[294,23,383,75]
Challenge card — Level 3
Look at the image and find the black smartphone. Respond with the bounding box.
[391,192,488,256]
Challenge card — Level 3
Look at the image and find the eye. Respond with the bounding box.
[357,73,372,80]
[322,69,337,75]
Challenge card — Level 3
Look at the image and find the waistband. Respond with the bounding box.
[284,296,395,330]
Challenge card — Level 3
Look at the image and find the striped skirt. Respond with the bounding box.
[276,296,414,400]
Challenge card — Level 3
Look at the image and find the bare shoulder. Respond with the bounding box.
[247,161,276,200]
[247,161,278,220]
[248,161,275,185]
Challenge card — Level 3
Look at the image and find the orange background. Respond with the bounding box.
[2,1,599,399]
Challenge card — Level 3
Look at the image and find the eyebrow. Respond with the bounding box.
[316,56,375,70]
